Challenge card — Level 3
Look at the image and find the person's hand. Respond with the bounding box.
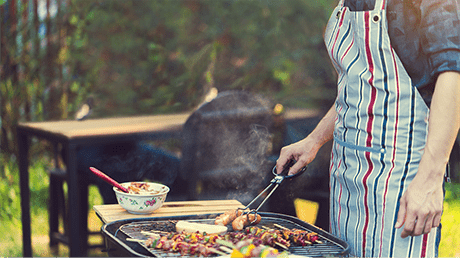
[276,137,320,176]
[395,168,444,238]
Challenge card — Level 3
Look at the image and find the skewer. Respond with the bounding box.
[216,238,240,254]
[219,246,234,254]
[216,239,236,249]
[274,223,324,244]
[128,224,323,256]
[304,240,313,245]
[126,238,145,243]
[144,230,169,234]
[208,247,229,256]
[275,242,289,250]
[274,223,290,231]
[141,231,161,237]
[132,237,233,256]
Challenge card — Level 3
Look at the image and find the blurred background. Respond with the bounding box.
[1,0,459,256]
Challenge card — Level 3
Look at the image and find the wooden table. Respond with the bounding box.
[94,200,245,224]
[17,113,190,257]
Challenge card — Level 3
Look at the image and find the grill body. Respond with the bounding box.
[179,91,277,205]
[101,212,349,257]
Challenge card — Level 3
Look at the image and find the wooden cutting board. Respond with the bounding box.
[93,199,244,224]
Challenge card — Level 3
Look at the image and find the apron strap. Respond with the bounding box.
[374,0,386,10]
[338,0,345,7]
[340,0,386,10]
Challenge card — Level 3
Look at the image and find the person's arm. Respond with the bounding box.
[395,71,460,238]
[276,104,336,176]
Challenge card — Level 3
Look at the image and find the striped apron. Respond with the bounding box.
[324,0,440,256]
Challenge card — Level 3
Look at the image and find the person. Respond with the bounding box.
[276,0,460,257]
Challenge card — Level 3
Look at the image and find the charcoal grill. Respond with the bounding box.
[101,212,349,257]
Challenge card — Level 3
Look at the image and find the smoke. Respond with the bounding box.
[181,91,276,204]
[197,122,272,186]
[236,124,272,173]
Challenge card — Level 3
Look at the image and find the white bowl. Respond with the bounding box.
[113,182,169,214]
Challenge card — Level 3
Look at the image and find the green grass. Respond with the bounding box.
[1,156,459,257]
[439,183,460,257]
[0,156,105,257]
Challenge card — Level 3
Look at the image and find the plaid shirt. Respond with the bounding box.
[344,0,460,105]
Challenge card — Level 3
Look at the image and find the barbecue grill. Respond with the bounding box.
[179,91,276,205]
[101,212,349,257]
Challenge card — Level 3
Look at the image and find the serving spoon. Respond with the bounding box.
[89,167,129,193]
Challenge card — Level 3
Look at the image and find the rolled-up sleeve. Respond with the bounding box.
[420,0,460,76]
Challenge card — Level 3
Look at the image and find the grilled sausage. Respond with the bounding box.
[232,213,262,231]
[214,209,245,226]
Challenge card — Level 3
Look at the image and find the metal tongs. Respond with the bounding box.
[237,159,308,224]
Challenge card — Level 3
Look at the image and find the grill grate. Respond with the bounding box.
[114,214,348,257]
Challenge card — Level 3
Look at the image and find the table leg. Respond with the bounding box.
[80,180,89,251]
[49,143,60,248]
[66,143,87,256]
[18,129,32,257]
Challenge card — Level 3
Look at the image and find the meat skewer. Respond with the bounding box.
[273,223,322,245]
[216,238,286,258]
[129,220,324,257]
[243,226,290,249]
[144,231,227,256]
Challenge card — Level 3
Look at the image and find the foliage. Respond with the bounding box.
[1,0,337,161]
[0,154,51,221]
[445,182,460,202]
[0,155,105,257]
[0,155,21,221]
[74,0,338,118]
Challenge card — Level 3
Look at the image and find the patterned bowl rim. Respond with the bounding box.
[113,181,170,197]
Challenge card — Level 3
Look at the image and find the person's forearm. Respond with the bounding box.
[395,72,460,237]
[421,71,460,180]
[308,104,336,148]
[276,104,336,175]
